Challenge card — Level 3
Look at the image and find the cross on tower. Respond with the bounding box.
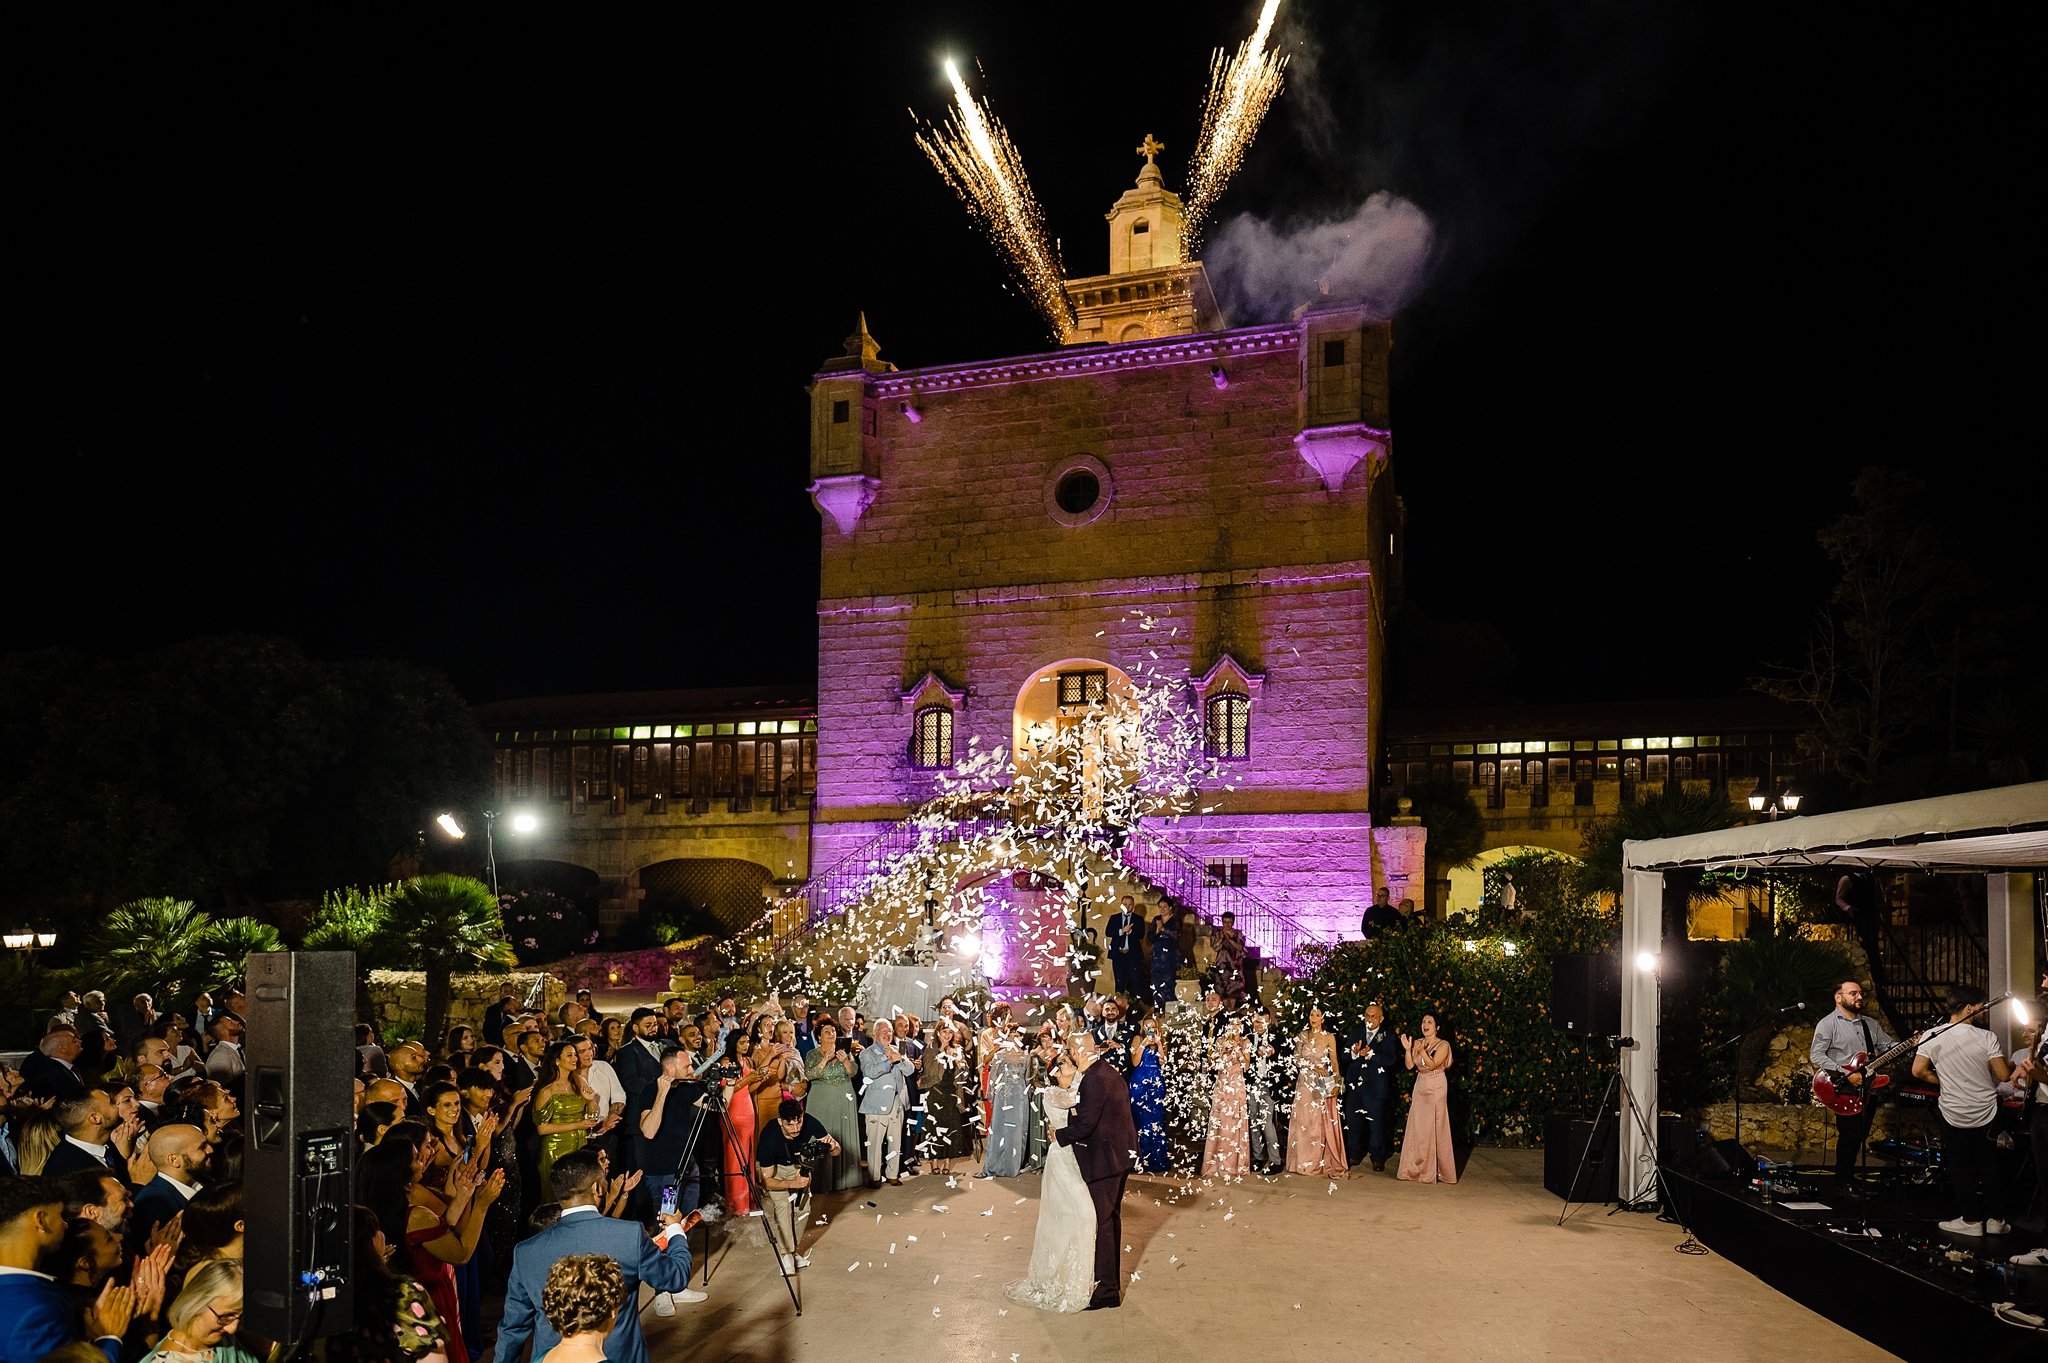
[1136,133,1165,166]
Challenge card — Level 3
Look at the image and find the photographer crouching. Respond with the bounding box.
[754,1097,840,1274]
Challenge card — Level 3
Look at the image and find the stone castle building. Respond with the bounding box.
[473,153,1807,983]
[799,145,1403,983]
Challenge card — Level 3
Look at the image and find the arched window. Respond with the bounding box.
[911,706,954,769]
[1205,694,1250,760]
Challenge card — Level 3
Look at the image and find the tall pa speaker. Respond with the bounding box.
[1549,952,1621,1038]
[243,951,356,1344]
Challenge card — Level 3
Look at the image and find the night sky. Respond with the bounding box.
[17,4,2037,707]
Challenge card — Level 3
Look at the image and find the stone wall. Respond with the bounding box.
[1696,1100,1936,1164]
[366,970,566,1042]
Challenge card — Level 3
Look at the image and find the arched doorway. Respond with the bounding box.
[640,857,775,939]
[1011,658,1140,825]
[952,865,1074,997]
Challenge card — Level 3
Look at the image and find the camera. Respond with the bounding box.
[789,1135,835,1175]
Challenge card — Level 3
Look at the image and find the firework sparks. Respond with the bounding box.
[916,60,1075,344]
[1183,0,1288,257]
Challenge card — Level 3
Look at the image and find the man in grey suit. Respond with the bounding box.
[857,1018,915,1187]
[492,1149,693,1363]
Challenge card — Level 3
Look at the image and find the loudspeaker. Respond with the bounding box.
[1699,1138,1761,1181]
[1549,952,1621,1037]
[1543,1111,1618,1202]
[1657,1116,1704,1176]
[243,951,357,1344]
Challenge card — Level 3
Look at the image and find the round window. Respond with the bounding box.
[1055,470,1100,515]
[1044,455,1112,527]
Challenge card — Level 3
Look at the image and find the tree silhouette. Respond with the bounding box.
[385,874,515,1049]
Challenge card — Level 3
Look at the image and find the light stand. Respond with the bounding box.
[483,810,500,899]
[698,1081,803,1314]
[1559,1036,1706,1254]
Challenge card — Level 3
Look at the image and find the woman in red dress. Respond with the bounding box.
[712,1029,759,1214]
[399,1132,504,1363]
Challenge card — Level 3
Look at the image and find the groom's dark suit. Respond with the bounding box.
[1055,1055,1138,1309]
[1341,1019,1397,1168]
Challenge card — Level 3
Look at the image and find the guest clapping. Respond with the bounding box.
[1396,1012,1457,1184]
[1284,1006,1348,1179]
[857,1019,916,1187]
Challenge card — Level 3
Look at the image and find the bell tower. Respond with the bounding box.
[1062,136,1224,346]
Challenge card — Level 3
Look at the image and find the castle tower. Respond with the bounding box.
[1061,135,1224,345]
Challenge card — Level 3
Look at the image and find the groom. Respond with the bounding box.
[1055,1027,1138,1310]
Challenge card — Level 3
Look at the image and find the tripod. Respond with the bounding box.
[695,1079,804,1313]
[1558,1037,1705,1253]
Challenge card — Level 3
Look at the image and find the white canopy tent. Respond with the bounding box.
[1614,780,2048,1202]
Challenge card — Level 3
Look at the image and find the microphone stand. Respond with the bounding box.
[1716,1003,1803,1170]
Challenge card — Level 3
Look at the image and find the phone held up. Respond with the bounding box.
[659,1183,679,1218]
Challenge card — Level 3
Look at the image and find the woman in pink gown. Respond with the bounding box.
[1397,1011,1457,1184]
[1201,1020,1251,1178]
[1284,1006,1348,1178]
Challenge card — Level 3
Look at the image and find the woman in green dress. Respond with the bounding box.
[802,1018,866,1192]
[531,1039,606,1192]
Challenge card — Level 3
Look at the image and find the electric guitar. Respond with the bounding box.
[1812,993,2010,1117]
[1812,1031,1922,1117]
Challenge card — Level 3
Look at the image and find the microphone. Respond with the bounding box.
[1605,1035,1637,1047]
[1779,1001,1806,1014]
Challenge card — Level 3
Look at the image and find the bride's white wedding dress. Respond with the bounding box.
[1004,1071,1097,1313]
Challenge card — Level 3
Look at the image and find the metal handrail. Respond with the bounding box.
[1115,825,1333,971]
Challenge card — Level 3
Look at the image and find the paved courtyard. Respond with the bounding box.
[630,1145,1898,1363]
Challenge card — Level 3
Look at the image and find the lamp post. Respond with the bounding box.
[5,931,58,1024]
[436,810,539,900]
[1746,779,1803,820]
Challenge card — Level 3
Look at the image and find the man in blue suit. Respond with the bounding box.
[492,1148,692,1363]
[1341,1001,1398,1172]
[0,1176,133,1363]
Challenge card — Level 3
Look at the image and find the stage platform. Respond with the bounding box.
[1659,1158,2046,1362]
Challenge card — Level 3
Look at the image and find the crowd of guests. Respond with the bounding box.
[2,982,700,1363]
[0,964,1467,1361]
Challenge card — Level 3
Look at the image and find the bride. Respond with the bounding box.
[1004,1046,1096,1312]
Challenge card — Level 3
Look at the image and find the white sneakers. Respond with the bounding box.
[652,1287,709,1316]
[2010,1247,2048,1267]
[779,1252,814,1273]
[1939,1216,2018,1237]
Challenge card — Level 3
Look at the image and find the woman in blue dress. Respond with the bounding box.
[1129,1010,1171,1173]
[976,1028,1033,1178]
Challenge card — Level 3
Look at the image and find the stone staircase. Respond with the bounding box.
[760,796,1332,987]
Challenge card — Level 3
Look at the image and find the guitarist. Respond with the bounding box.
[1809,977,1897,1198]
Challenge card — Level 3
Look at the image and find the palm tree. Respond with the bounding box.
[302,883,403,1022]
[197,917,286,993]
[386,874,516,1049]
[87,898,217,1008]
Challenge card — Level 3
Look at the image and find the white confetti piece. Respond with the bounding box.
[889,1243,897,1254]
[981,1207,994,1216]
[933,1307,942,1317]
[907,1235,918,1242]
[849,1262,860,1272]
[931,1204,949,1213]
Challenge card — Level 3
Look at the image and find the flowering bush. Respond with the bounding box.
[501,889,599,966]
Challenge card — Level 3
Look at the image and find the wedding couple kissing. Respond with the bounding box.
[1005,1025,1138,1313]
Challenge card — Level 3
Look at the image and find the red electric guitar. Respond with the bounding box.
[1812,1031,1924,1117]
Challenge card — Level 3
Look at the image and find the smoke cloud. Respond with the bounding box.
[1206,192,1436,323]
